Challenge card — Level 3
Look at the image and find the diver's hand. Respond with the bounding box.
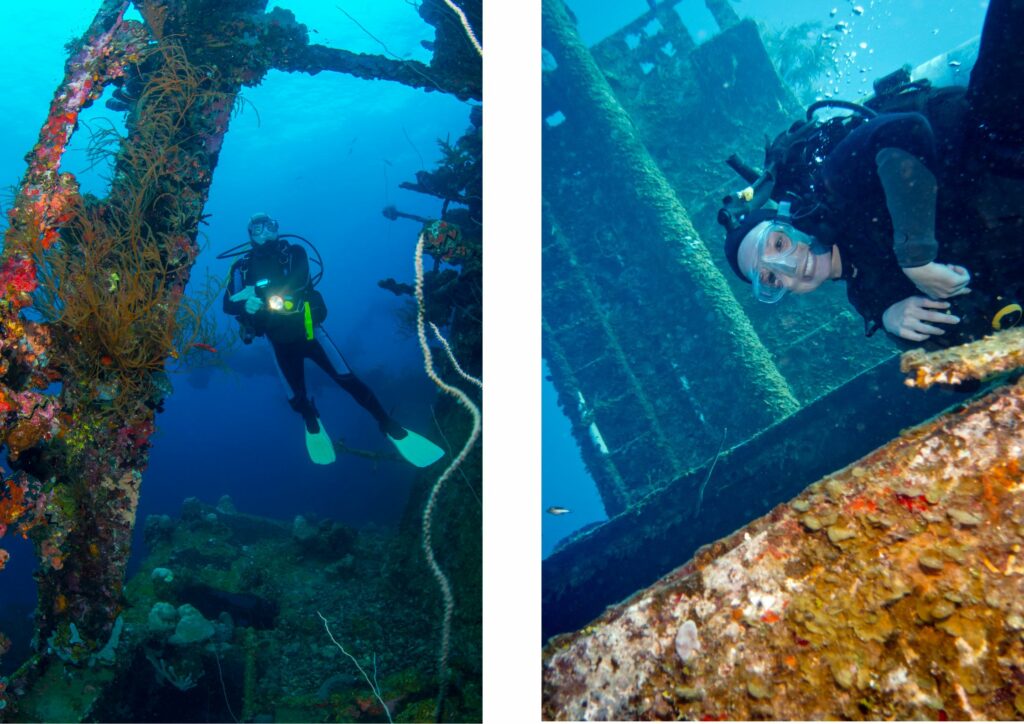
[229,286,264,314]
[902,262,971,299]
[882,296,960,342]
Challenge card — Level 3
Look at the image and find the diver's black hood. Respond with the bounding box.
[723,208,777,283]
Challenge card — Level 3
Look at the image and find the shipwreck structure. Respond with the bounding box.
[544,331,1024,720]
[540,0,1008,666]
[0,1,481,720]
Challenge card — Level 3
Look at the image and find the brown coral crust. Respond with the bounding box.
[544,378,1024,721]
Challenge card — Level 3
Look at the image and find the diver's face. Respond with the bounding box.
[738,221,832,302]
[248,219,278,245]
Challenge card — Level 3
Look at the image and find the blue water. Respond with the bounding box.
[543,0,991,557]
[0,0,472,659]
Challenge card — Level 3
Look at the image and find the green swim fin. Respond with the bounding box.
[388,427,445,468]
[305,418,337,465]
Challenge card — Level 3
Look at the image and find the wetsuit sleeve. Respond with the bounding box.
[876,147,939,268]
[844,265,920,338]
[283,244,326,324]
[309,290,327,325]
[223,260,246,316]
[822,113,940,266]
[283,245,311,293]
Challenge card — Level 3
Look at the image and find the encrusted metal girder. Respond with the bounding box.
[544,376,1024,720]
[903,327,1024,389]
[542,0,799,514]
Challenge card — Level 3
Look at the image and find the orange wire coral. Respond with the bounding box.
[22,40,227,417]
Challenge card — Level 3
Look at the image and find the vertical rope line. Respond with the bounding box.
[441,0,483,56]
[415,232,482,721]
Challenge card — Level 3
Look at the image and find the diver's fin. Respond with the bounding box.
[305,419,337,465]
[388,428,445,468]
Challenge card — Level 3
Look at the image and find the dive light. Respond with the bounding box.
[254,279,294,312]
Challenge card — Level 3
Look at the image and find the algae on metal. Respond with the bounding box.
[543,0,799,517]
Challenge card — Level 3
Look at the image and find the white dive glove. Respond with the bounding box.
[230,286,265,314]
[882,295,961,342]
[902,262,971,300]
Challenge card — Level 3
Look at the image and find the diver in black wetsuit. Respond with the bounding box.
[719,0,1024,350]
[223,213,444,467]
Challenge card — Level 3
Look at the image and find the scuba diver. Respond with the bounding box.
[221,213,445,467]
[718,0,1024,350]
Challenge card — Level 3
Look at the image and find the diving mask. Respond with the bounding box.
[749,222,820,304]
[248,214,279,244]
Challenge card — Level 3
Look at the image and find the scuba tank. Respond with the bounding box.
[718,38,981,234]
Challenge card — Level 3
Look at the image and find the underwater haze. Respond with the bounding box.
[0,1,481,720]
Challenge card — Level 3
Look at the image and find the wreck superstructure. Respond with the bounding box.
[541,0,995,643]
[544,333,1024,720]
[0,1,481,719]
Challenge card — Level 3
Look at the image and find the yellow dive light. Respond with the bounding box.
[268,295,284,311]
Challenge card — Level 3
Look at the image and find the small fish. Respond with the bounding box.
[546,506,571,516]
[190,342,218,354]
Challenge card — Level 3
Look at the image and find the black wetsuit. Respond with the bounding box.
[223,239,397,435]
[797,0,1024,347]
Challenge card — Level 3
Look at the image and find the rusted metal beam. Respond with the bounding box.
[544,375,1024,720]
[902,327,1024,388]
[542,355,968,640]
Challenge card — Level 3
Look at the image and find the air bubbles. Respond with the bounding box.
[830,7,838,17]
[852,5,865,15]
[858,41,868,49]
[834,20,850,33]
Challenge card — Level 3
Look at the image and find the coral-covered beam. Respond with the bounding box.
[544,377,1024,720]
[11,1,141,253]
[0,1,139,570]
[273,44,481,101]
[902,328,1024,389]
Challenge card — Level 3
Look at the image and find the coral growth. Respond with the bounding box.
[543,377,1024,721]
[902,327,1024,388]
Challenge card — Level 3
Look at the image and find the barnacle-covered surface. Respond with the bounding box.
[903,328,1024,389]
[544,375,1024,720]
